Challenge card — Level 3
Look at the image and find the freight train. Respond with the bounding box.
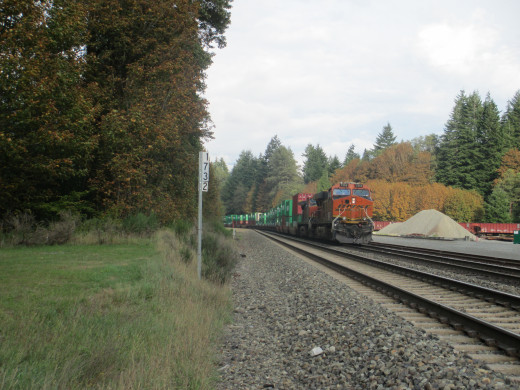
[224,182,375,244]
[374,221,520,237]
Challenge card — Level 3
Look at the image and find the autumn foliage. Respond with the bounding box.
[330,142,484,222]
[0,0,231,223]
[367,180,484,222]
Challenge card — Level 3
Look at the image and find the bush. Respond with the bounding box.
[0,211,78,246]
[122,212,159,235]
[169,219,193,237]
[202,225,238,284]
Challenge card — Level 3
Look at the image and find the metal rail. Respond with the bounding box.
[357,243,520,283]
[258,230,520,357]
[369,241,520,268]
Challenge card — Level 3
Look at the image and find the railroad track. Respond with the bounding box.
[257,230,520,381]
[362,241,520,283]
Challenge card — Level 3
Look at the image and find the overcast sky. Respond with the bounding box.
[203,0,520,169]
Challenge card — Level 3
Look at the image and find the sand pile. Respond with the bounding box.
[375,209,476,241]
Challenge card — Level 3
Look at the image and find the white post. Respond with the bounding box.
[197,152,209,280]
[197,155,203,280]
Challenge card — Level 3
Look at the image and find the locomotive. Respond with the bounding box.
[225,182,375,245]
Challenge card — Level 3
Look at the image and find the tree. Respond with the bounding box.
[474,94,506,196]
[203,162,225,219]
[343,144,360,166]
[302,144,328,183]
[0,0,97,219]
[373,123,397,154]
[502,90,520,149]
[410,134,440,154]
[212,158,229,192]
[221,151,259,214]
[255,135,282,211]
[436,91,483,192]
[368,142,433,184]
[84,0,231,221]
[0,0,232,223]
[485,188,512,223]
[494,169,520,222]
[443,188,484,222]
[266,146,302,204]
[316,170,331,192]
[496,148,520,181]
[327,155,341,177]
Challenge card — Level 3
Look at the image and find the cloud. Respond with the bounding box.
[205,1,520,169]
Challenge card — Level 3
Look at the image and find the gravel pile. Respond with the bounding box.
[217,230,515,389]
[375,210,477,241]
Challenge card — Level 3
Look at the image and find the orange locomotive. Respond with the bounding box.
[300,182,374,244]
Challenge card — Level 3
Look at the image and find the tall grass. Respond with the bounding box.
[0,226,237,389]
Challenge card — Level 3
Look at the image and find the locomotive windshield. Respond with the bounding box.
[353,189,371,199]
[333,188,351,199]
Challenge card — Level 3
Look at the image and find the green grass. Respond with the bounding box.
[0,231,233,389]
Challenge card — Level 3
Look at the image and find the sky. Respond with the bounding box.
[203,0,520,169]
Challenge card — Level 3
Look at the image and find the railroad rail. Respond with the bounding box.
[257,230,520,360]
[357,241,520,283]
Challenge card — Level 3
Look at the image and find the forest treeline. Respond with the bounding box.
[0,0,231,223]
[220,91,520,223]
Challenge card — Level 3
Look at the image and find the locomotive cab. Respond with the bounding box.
[309,182,374,244]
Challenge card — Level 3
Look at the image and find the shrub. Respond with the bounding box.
[122,212,159,235]
[202,226,238,284]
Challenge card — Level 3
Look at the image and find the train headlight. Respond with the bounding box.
[352,197,356,204]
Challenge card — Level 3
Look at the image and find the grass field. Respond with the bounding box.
[0,230,233,389]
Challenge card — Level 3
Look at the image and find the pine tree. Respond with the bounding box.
[317,170,331,191]
[221,151,259,214]
[266,146,303,203]
[502,90,520,149]
[373,123,397,153]
[475,94,505,196]
[327,155,341,177]
[302,144,328,183]
[485,188,512,222]
[436,91,483,191]
[343,144,360,166]
[254,135,282,211]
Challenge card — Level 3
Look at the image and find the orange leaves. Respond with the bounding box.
[331,143,434,186]
[496,148,520,182]
[368,180,484,222]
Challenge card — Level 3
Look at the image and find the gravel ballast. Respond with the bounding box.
[217,230,516,389]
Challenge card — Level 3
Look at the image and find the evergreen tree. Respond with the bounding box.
[436,91,483,191]
[361,148,373,161]
[255,135,282,211]
[302,144,328,183]
[475,94,505,196]
[502,90,520,149]
[485,188,512,223]
[495,169,520,222]
[373,123,397,154]
[327,155,341,177]
[317,170,331,191]
[221,151,259,214]
[266,146,303,204]
[343,144,360,166]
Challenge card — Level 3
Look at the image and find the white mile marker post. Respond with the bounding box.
[197,151,209,280]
